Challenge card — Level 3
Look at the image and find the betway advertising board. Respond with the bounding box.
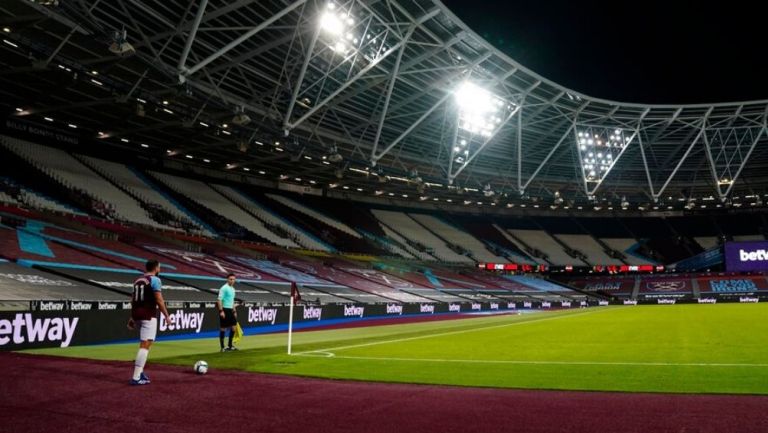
[0,300,573,350]
[725,241,768,272]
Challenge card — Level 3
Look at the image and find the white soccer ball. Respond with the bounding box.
[194,360,208,375]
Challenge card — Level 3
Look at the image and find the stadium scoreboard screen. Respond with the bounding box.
[725,241,768,271]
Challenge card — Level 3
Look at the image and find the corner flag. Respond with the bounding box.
[287,282,301,355]
[291,281,301,303]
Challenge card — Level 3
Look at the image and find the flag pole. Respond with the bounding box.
[287,291,294,355]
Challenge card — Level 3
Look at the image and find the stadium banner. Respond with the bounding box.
[697,276,768,294]
[0,299,626,350]
[724,241,768,272]
[0,305,218,351]
[0,302,491,350]
[567,278,633,294]
[637,278,692,297]
[3,116,80,145]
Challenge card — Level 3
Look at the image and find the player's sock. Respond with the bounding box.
[219,330,225,349]
[132,348,149,381]
[228,329,234,348]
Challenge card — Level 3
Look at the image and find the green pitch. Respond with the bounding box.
[26,304,768,394]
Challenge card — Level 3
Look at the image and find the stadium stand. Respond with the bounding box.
[266,193,361,238]
[694,237,720,250]
[601,238,653,265]
[149,171,272,242]
[378,222,434,261]
[209,185,304,249]
[0,191,17,205]
[0,260,130,301]
[78,156,207,234]
[408,214,506,262]
[371,209,474,263]
[507,229,580,266]
[2,138,169,228]
[555,234,623,265]
[262,193,389,255]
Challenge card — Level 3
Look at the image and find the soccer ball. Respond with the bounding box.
[194,360,208,375]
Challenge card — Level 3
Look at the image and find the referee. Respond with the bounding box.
[217,273,238,352]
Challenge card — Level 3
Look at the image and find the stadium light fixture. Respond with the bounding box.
[450,81,517,178]
[455,82,505,137]
[575,126,635,194]
[320,2,358,54]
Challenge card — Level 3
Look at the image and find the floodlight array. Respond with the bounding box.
[575,127,629,183]
[453,82,515,166]
[320,2,358,54]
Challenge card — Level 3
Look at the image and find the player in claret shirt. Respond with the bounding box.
[127,259,171,385]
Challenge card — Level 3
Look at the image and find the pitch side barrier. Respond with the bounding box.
[0,297,763,350]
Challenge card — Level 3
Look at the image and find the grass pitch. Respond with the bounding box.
[26,304,768,394]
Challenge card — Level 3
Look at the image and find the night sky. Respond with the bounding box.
[441,0,768,104]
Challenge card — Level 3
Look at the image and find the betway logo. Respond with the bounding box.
[657,299,676,305]
[70,302,92,311]
[740,297,759,303]
[561,301,572,308]
[0,314,78,348]
[523,302,532,308]
[159,310,204,333]
[344,305,364,318]
[97,302,118,310]
[248,307,278,325]
[386,304,403,315]
[598,300,610,306]
[303,306,322,320]
[39,301,65,311]
[507,302,516,309]
[448,304,461,312]
[739,249,768,262]
[542,302,551,308]
[471,303,481,311]
[489,302,499,310]
[420,304,435,314]
[697,298,717,304]
[623,300,638,305]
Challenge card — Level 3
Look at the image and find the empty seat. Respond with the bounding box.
[509,229,575,266]
[2,138,162,229]
[409,214,506,262]
[265,193,362,239]
[555,234,623,265]
[372,209,473,263]
[601,238,653,265]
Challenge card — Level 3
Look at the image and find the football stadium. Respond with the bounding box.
[1,1,767,432]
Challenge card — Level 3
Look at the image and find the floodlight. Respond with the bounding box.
[109,30,135,57]
[321,11,344,35]
[455,82,503,137]
[232,107,251,126]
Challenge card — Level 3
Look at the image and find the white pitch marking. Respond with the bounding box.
[294,307,616,357]
[302,355,768,368]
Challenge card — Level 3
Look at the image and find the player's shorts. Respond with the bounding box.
[220,308,237,327]
[137,318,157,341]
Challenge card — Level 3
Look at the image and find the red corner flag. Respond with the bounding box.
[290,282,301,303]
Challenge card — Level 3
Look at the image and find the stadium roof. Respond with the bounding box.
[2,0,768,211]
